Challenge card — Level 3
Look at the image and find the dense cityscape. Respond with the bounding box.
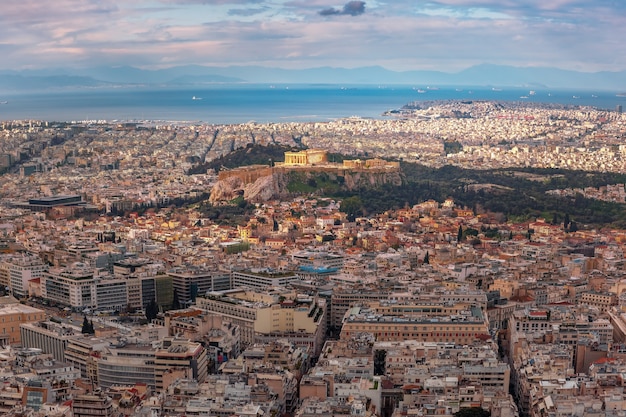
[0,100,626,417]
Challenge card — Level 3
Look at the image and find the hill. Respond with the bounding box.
[194,144,626,228]
[332,163,626,228]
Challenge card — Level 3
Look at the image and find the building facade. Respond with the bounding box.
[0,303,46,345]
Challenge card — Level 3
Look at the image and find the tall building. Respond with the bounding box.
[126,275,172,311]
[167,266,230,305]
[330,288,388,330]
[95,277,128,312]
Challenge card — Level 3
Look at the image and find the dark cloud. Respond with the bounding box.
[319,1,365,17]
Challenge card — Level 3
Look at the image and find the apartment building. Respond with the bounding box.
[154,338,208,392]
[1,254,47,298]
[64,335,108,381]
[72,392,114,417]
[41,264,98,309]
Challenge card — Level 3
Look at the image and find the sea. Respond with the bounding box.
[0,84,624,124]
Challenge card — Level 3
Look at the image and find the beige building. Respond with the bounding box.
[64,335,109,381]
[72,392,114,417]
[340,306,488,345]
[580,291,617,312]
[197,289,326,355]
[368,299,480,318]
[154,337,208,392]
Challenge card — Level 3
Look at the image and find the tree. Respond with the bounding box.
[374,349,387,376]
[81,316,94,334]
[453,407,490,417]
[563,213,571,230]
[172,289,181,310]
[423,251,430,264]
[569,221,578,232]
[340,196,364,222]
[457,225,463,242]
[551,212,559,225]
[145,299,159,321]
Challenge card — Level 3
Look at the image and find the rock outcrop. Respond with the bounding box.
[209,168,403,203]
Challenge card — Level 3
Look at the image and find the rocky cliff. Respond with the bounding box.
[209,168,403,203]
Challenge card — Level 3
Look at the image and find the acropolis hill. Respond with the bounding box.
[211,149,401,202]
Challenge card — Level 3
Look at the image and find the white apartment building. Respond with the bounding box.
[1,254,47,298]
[41,264,98,309]
[42,264,128,311]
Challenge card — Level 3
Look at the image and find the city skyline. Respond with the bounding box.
[2,0,626,73]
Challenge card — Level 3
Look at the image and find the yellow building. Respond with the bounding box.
[0,303,46,345]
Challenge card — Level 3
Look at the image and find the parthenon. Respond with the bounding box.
[283,149,328,166]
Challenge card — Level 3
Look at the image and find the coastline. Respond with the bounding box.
[0,85,624,124]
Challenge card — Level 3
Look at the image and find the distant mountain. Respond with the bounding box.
[0,74,110,91]
[68,65,244,84]
[447,64,626,90]
[0,64,625,91]
[167,74,243,84]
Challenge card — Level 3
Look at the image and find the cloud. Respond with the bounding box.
[228,7,268,16]
[0,0,625,73]
[319,1,365,17]
[166,0,263,4]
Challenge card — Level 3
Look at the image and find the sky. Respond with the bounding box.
[2,0,626,73]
